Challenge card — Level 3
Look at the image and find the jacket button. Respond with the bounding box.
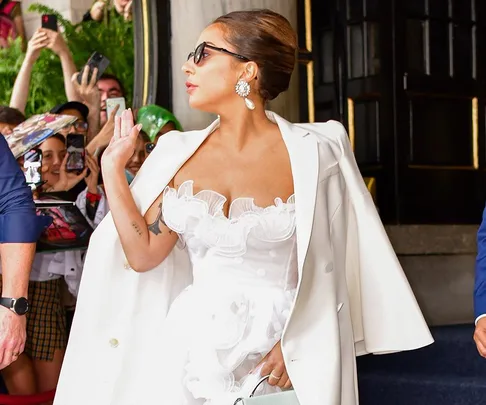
[109,338,119,348]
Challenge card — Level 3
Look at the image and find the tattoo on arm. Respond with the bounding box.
[147,203,172,236]
[132,221,143,237]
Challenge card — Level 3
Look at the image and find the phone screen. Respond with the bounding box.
[77,52,110,85]
[41,14,58,31]
[24,149,43,185]
[66,134,86,172]
[106,97,126,118]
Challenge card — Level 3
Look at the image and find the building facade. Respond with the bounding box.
[135,0,486,225]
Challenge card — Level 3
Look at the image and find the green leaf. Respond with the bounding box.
[0,4,134,116]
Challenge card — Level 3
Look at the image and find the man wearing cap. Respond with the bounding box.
[50,101,89,138]
[0,136,51,369]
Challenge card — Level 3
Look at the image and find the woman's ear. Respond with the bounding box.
[241,61,259,82]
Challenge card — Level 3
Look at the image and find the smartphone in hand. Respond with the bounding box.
[41,14,58,32]
[106,97,126,118]
[24,148,43,187]
[66,134,86,173]
[77,52,110,85]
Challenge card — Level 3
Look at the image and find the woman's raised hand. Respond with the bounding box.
[25,29,48,62]
[101,109,142,172]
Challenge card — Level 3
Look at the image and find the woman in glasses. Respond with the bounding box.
[55,9,432,405]
[50,101,90,137]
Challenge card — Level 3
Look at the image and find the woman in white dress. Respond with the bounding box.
[54,9,433,405]
[103,10,298,402]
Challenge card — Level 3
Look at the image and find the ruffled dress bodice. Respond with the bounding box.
[159,180,298,405]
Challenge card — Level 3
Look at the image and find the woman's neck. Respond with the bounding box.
[216,106,277,151]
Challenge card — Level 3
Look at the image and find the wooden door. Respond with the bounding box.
[303,0,486,223]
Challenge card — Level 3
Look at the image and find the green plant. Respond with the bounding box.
[0,36,67,116]
[0,37,27,110]
[0,3,134,117]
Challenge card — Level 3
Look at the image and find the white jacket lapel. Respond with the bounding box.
[130,120,219,215]
[272,112,319,273]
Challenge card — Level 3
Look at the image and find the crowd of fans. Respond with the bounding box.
[0,1,182,402]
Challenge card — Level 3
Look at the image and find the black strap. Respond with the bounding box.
[0,297,13,309]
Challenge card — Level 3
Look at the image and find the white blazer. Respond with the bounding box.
[54,112,433,405]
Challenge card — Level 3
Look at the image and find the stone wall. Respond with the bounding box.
[386,225,478,326]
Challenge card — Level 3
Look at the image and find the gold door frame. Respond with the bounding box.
[298,0,315,123]
[298,0,376,201]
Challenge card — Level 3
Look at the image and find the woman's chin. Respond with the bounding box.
[188,97,216,113]
[188,96,202,110]
[127,167,140,175]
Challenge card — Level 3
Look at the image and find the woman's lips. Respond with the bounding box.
[128,165,140,173]
[185,82,197,94]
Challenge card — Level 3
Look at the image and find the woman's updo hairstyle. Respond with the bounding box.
[213,9,297,101]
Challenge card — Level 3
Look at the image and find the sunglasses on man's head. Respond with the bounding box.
[187,42,250,65]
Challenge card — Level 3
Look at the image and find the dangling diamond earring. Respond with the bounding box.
[235,79,255,110]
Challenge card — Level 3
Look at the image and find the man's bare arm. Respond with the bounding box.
[0,243,35,298]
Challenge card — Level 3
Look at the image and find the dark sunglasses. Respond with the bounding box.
[145,142,155,154]
[187,42,250,65]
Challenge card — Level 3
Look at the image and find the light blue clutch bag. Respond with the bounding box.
[233,376,300,405]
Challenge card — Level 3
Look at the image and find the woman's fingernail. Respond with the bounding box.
[136,124,143,131]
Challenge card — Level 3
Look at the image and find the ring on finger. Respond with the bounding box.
[270,372,282,380]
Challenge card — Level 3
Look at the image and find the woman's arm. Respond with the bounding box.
[86,106,101,143]
[9,29,47,114]
[59,50,79,102]
[76,153,106,225]
[101,110,178,272]
[103,165,178,272]
[86,104,118,155]
[43,29,79,102]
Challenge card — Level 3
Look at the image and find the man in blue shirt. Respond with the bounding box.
[0,135,51,369]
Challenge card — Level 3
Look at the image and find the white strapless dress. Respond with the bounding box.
[159,180,298,405]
